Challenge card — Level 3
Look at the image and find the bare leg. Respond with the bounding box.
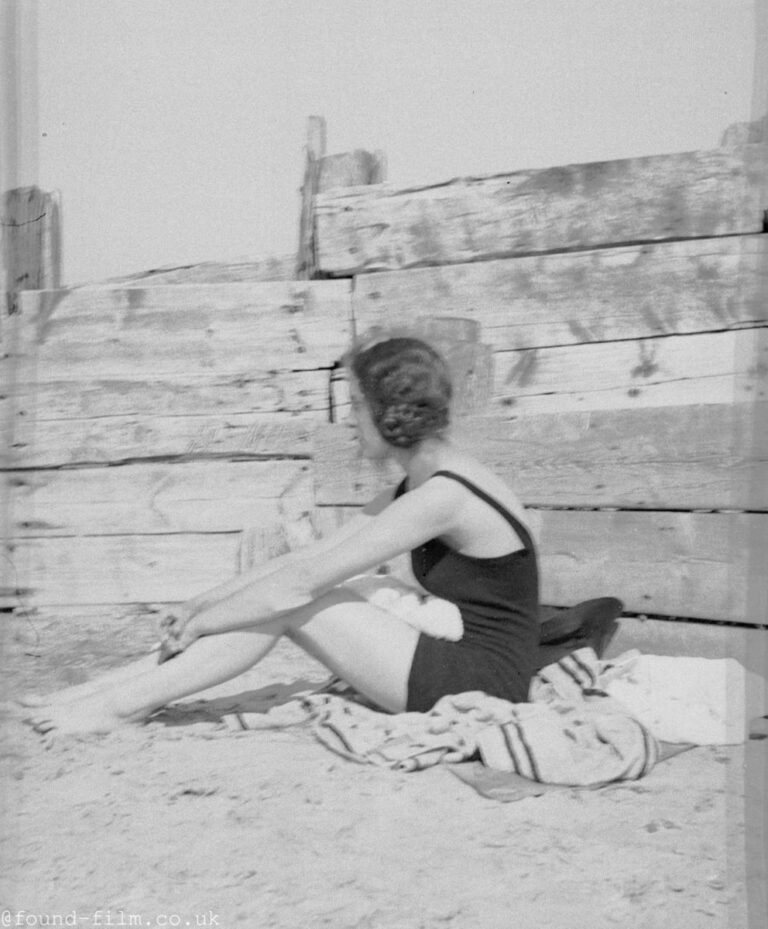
[27,589,419,736]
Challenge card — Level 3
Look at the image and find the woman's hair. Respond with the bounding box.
[347,336,453,448]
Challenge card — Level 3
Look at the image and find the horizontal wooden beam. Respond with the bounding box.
[5,505,765,622]
[17,278,352,318]
[490,328,765,415]
[312,505,768,626]
[537,509,767,624]
[313,402,768,510]
[2,412,320,469]
[315,144,767,274]
[3,460,312,537]
[2,533,241,606]
[2,369,329,423]
[328,329,765,419]
[353,235,768,350]
[11,280,353,373]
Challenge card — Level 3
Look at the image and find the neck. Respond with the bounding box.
[393,436,452,488]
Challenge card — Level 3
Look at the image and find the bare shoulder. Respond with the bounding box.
[431,451,529,523]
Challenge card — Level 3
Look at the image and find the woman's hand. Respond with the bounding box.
[157,605,203,662]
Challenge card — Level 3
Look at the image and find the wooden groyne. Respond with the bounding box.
[1,135,766,667]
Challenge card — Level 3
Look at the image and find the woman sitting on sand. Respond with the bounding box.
[27,336,539,735]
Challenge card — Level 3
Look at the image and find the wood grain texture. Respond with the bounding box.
[537,509,768,625]
[318,150,387,193]
[4,460,311,536]
[353,235,768,351]
[90,256,299,287]
[295,116,327,280]
[3,284,342,468]
[311,505,768,625]
[490,328,766,415]
[313,402,768,510]
[315,144,767,274]
[2,370,329,423]
[20,279,352,313]
[6,507,765,620]
[1,187,61,310]
[13,280,353,373]
[1,533,241,606]
[2,412,319,469]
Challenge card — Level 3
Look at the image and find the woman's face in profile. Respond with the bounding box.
[349,378,390,460]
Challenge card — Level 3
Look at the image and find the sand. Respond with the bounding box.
[0,610,762,929]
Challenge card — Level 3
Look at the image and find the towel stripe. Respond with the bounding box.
[569,650,598,687]
[498,723,531,778]
[510,719,542,782]
[557,657,589,689]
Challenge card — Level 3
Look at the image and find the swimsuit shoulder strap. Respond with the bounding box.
[430,469,535,550]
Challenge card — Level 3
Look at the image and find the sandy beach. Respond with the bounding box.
[1,608,760,929]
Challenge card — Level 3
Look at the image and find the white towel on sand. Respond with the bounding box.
[600,652,749,744]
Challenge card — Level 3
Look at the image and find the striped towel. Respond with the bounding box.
[304,648,659,785]
[529,647,605,702]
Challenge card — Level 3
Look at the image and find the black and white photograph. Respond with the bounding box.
[1,1,767,926]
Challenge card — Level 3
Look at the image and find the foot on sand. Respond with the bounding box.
[18,679,106,708]
[25,694,140,737]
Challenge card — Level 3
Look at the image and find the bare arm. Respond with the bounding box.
[179,485,397,617]
[171,479,457,647]
[158,486,398,653]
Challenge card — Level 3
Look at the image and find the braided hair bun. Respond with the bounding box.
[349,337,452,448]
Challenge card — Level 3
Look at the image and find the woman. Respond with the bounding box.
[26,336,539,735]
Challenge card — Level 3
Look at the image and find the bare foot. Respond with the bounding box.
[18,651,161,708]
[18,681,104,708]
[25,693,144,737]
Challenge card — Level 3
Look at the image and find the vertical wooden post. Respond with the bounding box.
[295,118,387,280]
[295,117,327,280]
[1,187,60,601]
[1,185,61,316]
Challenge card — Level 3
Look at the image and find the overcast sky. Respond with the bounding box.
[3,0,763,284]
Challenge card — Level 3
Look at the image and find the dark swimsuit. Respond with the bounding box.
[395,470,540,712]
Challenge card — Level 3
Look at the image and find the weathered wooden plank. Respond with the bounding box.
[8,324,343,379]
[316,144,767,274]
[2,412,319,469]
[538,510,768,625]
[491,328,766,415]
[17,278,352,316]
[296,116,327,280]
[1,187,61,313]
[3,460,311,537]
[90,256,299,287]
[333,328,765,420]
[352,236,768,350]
[318,150,387,193]
[312,505,768,626]
[27,505,752,625]
[13,280,353,372]
[2,369,329,422]
[1,533,241,606]
[313,402,768,510]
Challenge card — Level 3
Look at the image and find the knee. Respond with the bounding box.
[282,586,367,641]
